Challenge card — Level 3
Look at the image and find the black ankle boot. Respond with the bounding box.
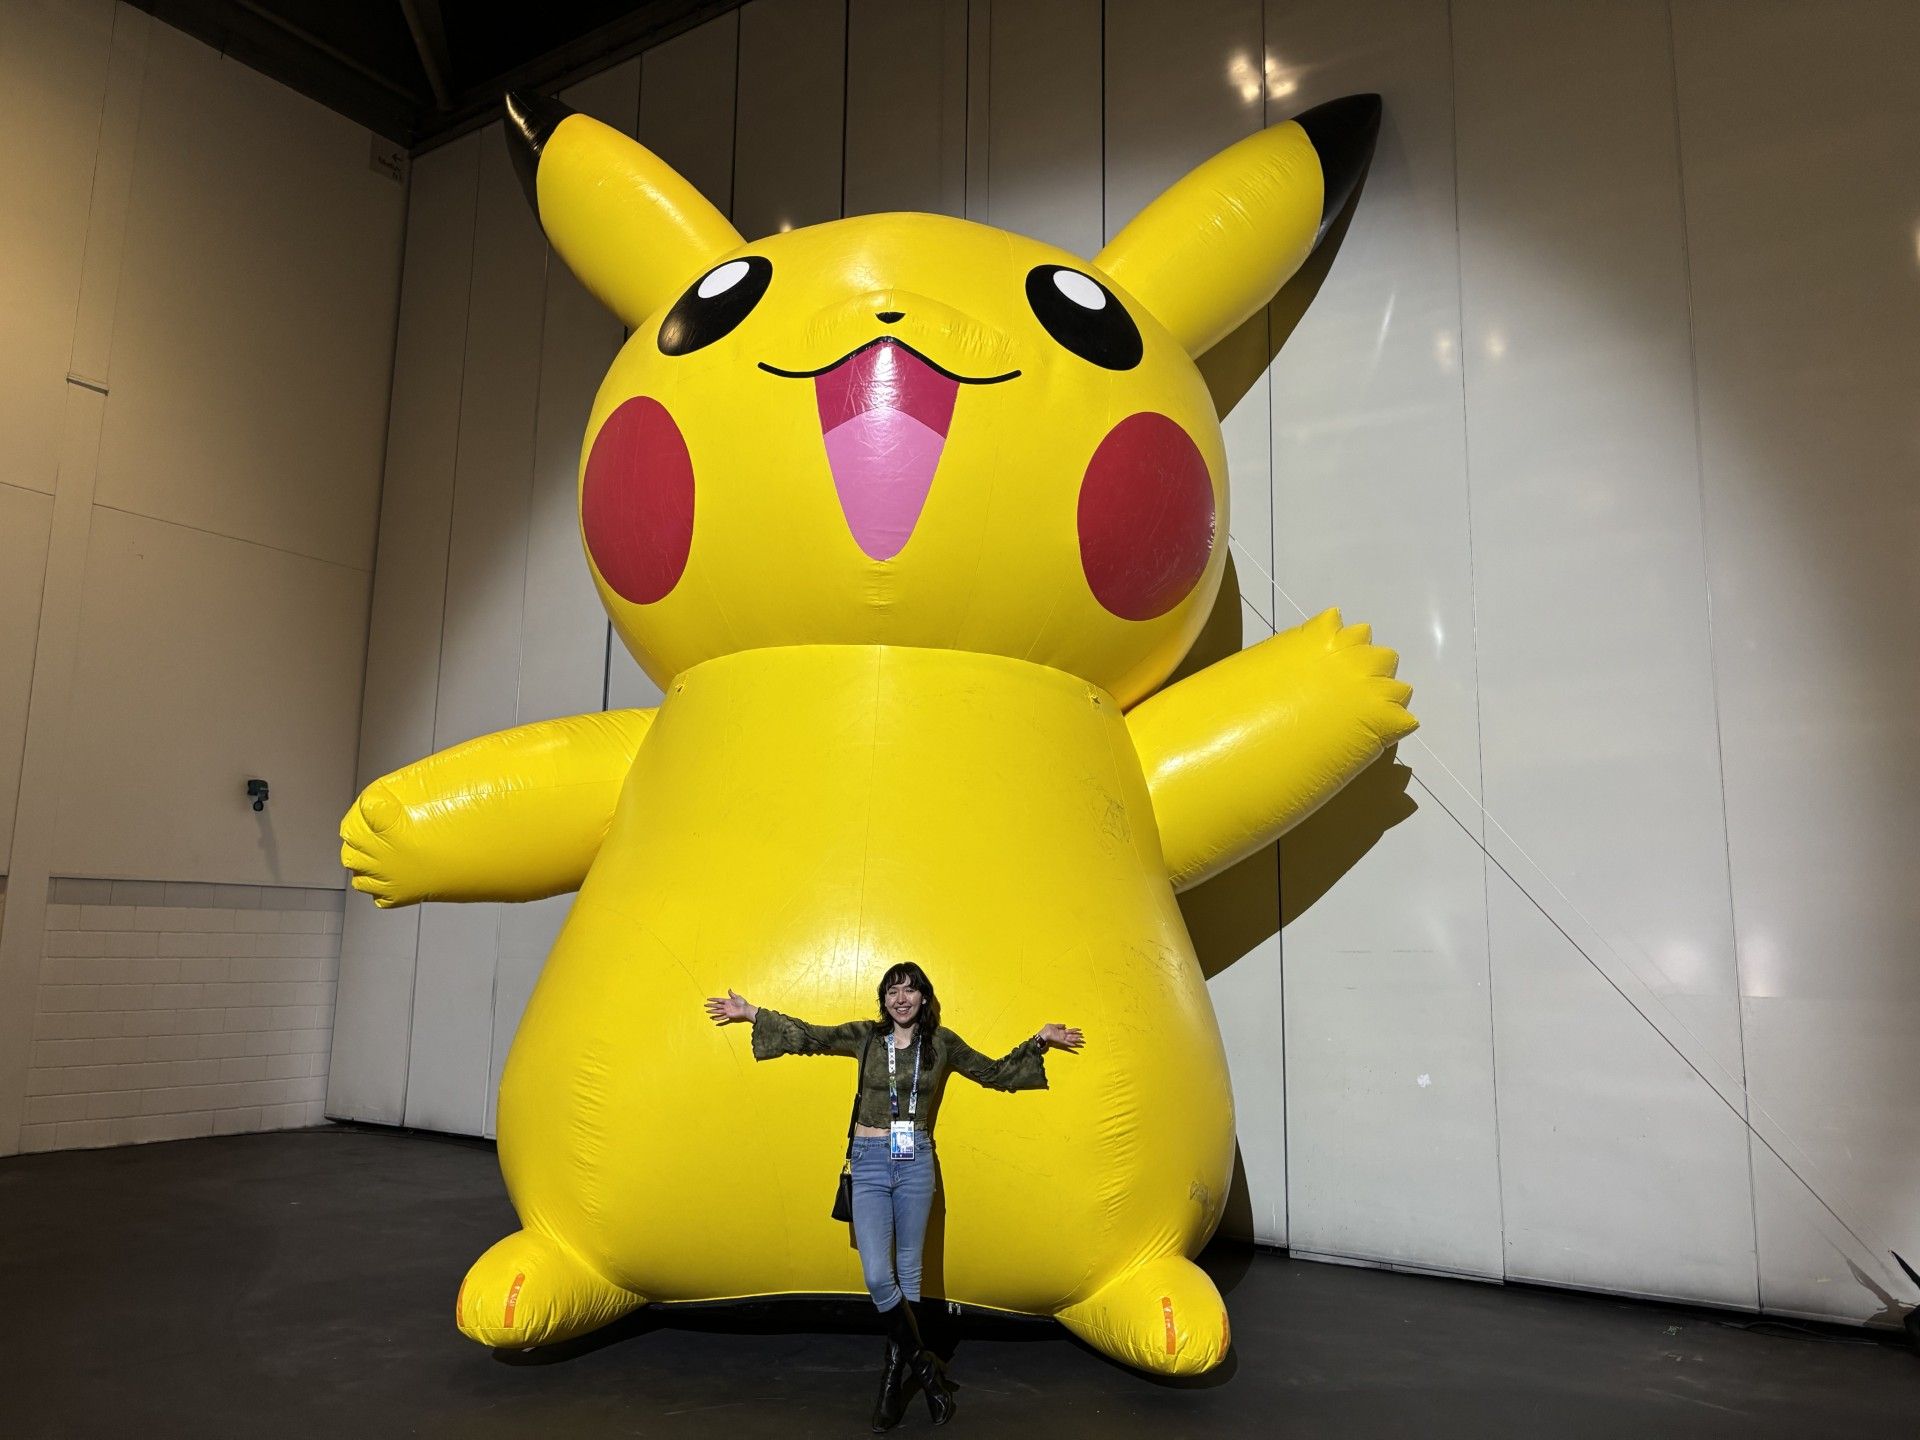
[903,1300,955,1426]
[871,1308,913,1432]
[918,1298,955,1364]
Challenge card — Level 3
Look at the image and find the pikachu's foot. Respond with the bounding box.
[455,1229,644,1348]
[1057,1254,1231,1376]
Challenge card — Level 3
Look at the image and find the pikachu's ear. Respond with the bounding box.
[1095,95,1380,358]
[505,91,742,329]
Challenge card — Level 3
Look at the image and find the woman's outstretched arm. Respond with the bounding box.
[945,1024,1083,1092]
[704,989,869,1059]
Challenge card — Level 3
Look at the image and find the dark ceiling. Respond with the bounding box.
[130,0,746,152]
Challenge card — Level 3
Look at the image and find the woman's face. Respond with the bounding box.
[884,978,923,1027]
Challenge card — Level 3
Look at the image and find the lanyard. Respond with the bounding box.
[885,1032,921,1122]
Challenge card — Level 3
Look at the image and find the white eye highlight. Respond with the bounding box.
[1052,270,1107,310]
[697,259,752,299]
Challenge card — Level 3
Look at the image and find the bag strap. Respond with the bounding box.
[843,1024,876,1161]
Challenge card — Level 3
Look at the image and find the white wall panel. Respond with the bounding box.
[981,0,1102,259]
[51,507,369,885]
[328,134,480,1125]
[1102,0,1263,239]
[94,23,403,570]
[636,9,739,213]
[733,0,846,241]
[0,4,149,1153]
[845,0,968,217]
[0,0,113,498]
[0,487,56,871]
[1488,875,1757,1304]
[403,122,549,1135]
[1265,0,1501,1279]
[1744,998,1920,1326]
[1453,0,1756,1306]
[1673,0,1920,1322]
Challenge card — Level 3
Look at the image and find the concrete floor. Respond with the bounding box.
[3,1127,1915,1439]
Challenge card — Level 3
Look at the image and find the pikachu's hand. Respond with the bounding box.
[1127,608,1418,891]
[1282,608,1418,749]
[339,777,433,909]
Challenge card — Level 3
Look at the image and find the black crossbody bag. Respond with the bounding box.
[831,1026,877,1222]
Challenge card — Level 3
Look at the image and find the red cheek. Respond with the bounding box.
[581,396,695,605]
[1076,413,1216,621]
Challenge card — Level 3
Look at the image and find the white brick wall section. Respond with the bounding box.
[18,881,344,1153]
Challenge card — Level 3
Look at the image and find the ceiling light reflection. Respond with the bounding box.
[1263,52,1298,100]
[1227,52,1261,104]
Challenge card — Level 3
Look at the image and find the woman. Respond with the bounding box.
[706,963,1083,1431]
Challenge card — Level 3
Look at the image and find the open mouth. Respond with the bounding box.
[759,339,1018,561]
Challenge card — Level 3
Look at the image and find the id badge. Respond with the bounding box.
[889,1121,916,1162]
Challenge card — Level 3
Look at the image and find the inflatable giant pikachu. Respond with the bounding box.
[341,89,1414,1376]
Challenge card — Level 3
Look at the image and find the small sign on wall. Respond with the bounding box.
[369,135,408,185]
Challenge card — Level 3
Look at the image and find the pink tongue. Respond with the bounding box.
[814,341,958,561]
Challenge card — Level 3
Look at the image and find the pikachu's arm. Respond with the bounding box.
[1126,611,1417,893]
[339,709,657,908]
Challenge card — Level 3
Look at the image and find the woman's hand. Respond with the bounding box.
[1037,1023,1084,1051]
[704,989,757,1025]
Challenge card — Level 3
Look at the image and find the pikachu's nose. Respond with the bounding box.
[875,310,905,324]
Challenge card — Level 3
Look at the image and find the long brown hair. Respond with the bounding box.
[875,962,941,1035]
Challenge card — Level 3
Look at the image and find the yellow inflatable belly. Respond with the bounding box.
[475,645,1233,1371]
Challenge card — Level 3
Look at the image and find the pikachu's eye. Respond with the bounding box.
[1025,265,1141,371]
[658,256,773,356]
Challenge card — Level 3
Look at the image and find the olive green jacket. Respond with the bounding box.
[751,1008,1048,1131]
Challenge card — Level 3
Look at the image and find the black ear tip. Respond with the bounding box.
[1293,92,1383,245]
[504,90,577,209]
[1895,1251,1920,1289]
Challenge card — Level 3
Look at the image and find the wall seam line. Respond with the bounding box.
[726,7,742,220]
[1097,0,1107,244]
[400,133,484,1128]
[1440,0,1509,1275]
[1663,0,1763,1314]
[839,0,851,219]
[1254,0,1289,1252]
[343,145,416,802]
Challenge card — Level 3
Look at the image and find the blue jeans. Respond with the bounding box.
[849,1133,936,1311]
